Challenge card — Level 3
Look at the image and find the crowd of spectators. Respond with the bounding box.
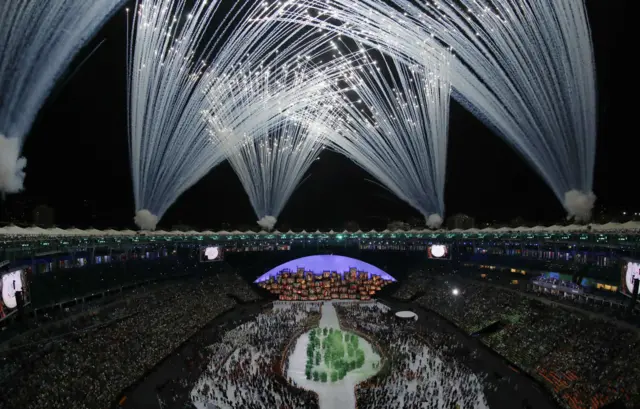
[0,269,260,409]
[395,275,640,408]
[393,268,453,300]
[532,276,581,290]
[5,251,638,409]
[28,258,199,308]
[336,303,489,409]
[526,284,640,326]
[188,303,321,409]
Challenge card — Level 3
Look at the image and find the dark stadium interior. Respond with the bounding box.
[1,235,639,409]
[0,1,638,409]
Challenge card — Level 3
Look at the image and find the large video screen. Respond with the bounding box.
[2,270,22,309]
[258,267,394,301]
[1,268,26,320]
[621,260,640,296]
[199,246,223,262]
[428,244,450,260]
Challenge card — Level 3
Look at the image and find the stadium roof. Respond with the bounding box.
[1,221,639,237]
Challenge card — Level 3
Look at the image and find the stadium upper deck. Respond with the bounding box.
[1,222,639,260]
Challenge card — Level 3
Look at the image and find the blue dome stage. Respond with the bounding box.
[253,254,397,283]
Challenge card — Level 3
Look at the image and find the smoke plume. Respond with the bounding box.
[563,190,596,222]
[426,213,443,229]
[134,209,159,231]
[0,134,26,194]
[257,215,277,231]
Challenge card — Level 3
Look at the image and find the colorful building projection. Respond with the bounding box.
[254,255,396,301]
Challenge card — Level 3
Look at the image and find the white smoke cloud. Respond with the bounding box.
[134,209,159,231]
[0,134,26,194]
[426,213,443,229]
[257,215,277,231]
[564,190,596,222]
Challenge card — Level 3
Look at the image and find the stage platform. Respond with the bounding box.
[395,311,418,320]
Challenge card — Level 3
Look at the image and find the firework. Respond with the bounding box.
[0,0,125,194]
[208,49,359,231]
[278,0,597,221]
[228,98,337,231]
[128,0,346,230]
[326,49,451,228]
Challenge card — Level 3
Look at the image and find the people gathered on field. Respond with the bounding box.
[336,303,489,409]
[189,303,321,409]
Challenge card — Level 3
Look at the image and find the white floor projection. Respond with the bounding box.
[286,302,381,409]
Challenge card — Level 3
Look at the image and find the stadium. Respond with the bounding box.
[1,225,639,409]
[0,0,636,409]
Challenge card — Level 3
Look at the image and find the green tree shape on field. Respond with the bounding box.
[305,328,374,383]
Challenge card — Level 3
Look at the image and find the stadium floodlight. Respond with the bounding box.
[0,0,125,195]
[277,0,598,221]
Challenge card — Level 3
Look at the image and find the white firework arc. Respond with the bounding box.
[326,50,451,228]
[208,53,363,231]
[398,0,597,221]
[228,98,339,231]
[128,0,221,230]
[127,0,344,230]
[276,0,597,221]
[0,0,125,194]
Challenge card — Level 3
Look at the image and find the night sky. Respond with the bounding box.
[2,0,634,231]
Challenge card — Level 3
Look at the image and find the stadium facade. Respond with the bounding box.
[2,223,638,286]
[1,222,640,254]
